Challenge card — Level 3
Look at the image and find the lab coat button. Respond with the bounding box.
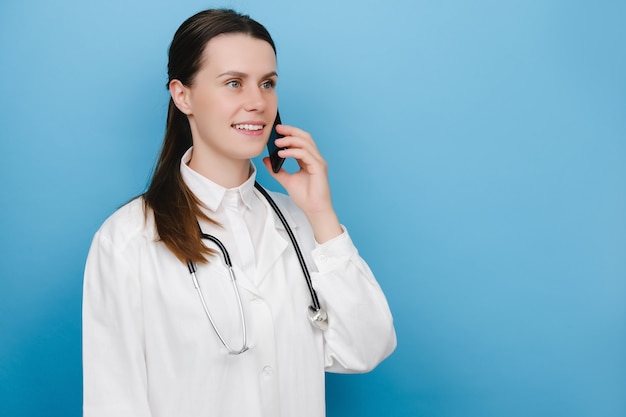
[252,297,263,304]
[262,366,273,376]
[317,254,328,263]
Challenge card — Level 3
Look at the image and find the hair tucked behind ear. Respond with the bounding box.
[143,9,276,264]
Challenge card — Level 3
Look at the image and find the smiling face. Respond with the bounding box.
[170,33,278,184]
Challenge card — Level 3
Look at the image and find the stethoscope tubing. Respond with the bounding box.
[187,182,327,355]
[187,252,249,355]
[253,182,323,314]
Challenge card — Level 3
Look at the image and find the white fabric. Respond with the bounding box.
[83,149,396,417]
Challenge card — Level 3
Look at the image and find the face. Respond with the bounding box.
[171,33,278,172]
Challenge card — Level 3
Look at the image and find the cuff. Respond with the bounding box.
[311,225,357,273]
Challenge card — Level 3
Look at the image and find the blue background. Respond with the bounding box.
[1,0,624,416]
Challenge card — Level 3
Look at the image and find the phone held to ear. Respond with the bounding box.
[267,111,285,173]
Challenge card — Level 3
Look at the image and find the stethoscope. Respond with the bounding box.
[186,182,328,355]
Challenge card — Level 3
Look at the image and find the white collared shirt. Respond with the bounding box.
[180,149,264,283]
[83,149,396,417]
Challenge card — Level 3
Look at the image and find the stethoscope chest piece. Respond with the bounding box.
[307,306,328,331]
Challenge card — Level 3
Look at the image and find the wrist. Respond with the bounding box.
[306,209,343,243]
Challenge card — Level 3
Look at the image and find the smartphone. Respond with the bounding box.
[267,111,285,173]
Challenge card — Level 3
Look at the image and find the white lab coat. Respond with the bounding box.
[83,163,396,417]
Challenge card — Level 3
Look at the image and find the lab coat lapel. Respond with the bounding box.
[254,211,288,287]
[254,191,300,287]
[228,217,287,295]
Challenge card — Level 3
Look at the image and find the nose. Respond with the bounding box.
[243,86,266,112]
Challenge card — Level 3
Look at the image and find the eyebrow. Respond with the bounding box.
[217,70,278,79]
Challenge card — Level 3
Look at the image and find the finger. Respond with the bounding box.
[274,135,322,160]
[278,147,327,175]
[262,156,290,183]
[275,124,315,144]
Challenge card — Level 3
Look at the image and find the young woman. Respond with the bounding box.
[83,8,396,417]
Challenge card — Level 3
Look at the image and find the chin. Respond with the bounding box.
[237,146,267,161]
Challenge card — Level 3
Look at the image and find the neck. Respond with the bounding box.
[188,150,252,189]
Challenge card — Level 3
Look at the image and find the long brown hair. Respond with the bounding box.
[143,9,277,263]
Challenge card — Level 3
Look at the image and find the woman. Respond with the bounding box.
[83,8,396,417]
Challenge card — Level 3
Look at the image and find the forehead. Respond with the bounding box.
[200,33,277,74]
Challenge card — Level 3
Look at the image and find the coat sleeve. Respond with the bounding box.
[82,226,152,417]
[311,229,397,373]
[273,193,397,373]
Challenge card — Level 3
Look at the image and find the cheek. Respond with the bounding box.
[208,94,243,117]
[189,86,225,113]
[195,93,221,113]
[267,91,278,104]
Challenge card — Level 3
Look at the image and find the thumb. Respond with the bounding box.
[262,156,290,187]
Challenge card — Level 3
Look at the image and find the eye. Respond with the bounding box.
[226,80,241,88]
[261,80,276,90]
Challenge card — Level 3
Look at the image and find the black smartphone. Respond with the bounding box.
[267,111,285,173]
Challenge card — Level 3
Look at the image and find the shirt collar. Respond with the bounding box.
[180,147,256,212]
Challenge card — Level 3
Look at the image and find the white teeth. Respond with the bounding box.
[234,124,263,131]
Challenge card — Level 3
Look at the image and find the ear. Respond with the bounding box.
[169,79,192,115]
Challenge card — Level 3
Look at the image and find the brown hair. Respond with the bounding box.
[143,9,277,263]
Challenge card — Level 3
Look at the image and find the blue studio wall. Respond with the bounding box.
[1,0,625,416]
